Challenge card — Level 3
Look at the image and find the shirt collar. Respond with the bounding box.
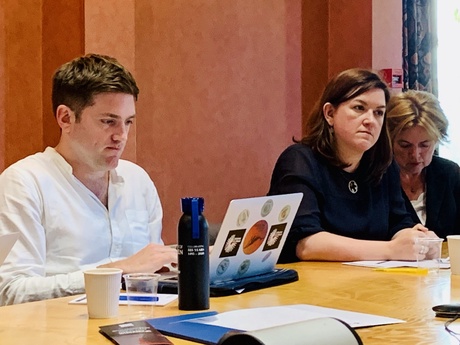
[46,146,125,185]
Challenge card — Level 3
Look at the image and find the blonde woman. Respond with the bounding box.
[387,90,460,240]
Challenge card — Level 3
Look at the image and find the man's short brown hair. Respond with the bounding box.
[52,53,139,121]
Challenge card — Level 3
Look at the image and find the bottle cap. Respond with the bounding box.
[181,197,204,213]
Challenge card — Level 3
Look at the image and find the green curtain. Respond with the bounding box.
[403,0,437,94]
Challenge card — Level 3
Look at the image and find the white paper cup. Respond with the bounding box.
[84,268,122,318]
[416,238,443,272]
[123,273,160,319]
[448,235,460,275]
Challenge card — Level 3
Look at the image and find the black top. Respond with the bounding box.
[268,143,415,263]
[402,155,460,239]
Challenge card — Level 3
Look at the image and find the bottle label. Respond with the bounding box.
[191,198,200,239]
[177,244,206,256]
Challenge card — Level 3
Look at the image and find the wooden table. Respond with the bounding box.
[1,260,459,345]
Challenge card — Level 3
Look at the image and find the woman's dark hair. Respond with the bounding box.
[299,68,391,184]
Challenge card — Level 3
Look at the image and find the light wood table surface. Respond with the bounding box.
[1,257,459,345]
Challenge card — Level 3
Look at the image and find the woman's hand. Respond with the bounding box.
[389,224,439,261]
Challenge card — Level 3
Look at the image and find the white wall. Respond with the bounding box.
[372,0,403,93]
[437,0,460,164]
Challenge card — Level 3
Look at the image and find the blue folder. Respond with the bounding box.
[147,311,240,345]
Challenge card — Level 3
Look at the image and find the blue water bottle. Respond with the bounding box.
[178,197,210,310]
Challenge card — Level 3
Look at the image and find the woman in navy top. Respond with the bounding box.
[269,68,438,263]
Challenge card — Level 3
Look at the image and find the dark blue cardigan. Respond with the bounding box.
[402,155,460,240]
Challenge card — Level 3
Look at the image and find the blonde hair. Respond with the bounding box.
[387,90,448,144]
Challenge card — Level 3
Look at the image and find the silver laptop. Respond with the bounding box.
[208,192,302,284]
[159,193,303,293]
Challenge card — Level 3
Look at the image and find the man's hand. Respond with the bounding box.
[99,243,177,273]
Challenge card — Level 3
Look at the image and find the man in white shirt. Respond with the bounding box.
[0,54,176,305]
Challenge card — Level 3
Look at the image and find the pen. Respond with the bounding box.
[119,295,159,302]
[373,267,429,275]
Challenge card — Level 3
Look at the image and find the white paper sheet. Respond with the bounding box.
[343,259,450,269]
[69,293,177,306]
[186,304,404,330]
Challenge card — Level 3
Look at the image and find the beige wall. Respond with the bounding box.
[373,0,403,93]
[372,0,403,71]
[0,0,402,244]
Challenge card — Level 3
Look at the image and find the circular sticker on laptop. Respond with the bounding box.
[237,259,251,276]
[278,205,291,222]
[261,199,274,217]
[242,220,268,254]
[216,258,230,276]
[262,251,272,262]
[237,209,250,227]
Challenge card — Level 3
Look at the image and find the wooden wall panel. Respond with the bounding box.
[328,0,373,75]
[135,0,302,243]
[85,0,137,162]
[301,0,373,136]
[3,0,43,167]
[0,2,6,171]
[0,0,84,169]
[301,0,329,135]
[42,0,85,149]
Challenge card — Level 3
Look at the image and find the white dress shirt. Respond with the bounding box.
[0,147,163,305]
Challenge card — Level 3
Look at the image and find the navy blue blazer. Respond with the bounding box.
[402,156,460,239]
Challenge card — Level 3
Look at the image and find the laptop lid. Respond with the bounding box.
[0,233,20,266]
[209,193,302,284]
